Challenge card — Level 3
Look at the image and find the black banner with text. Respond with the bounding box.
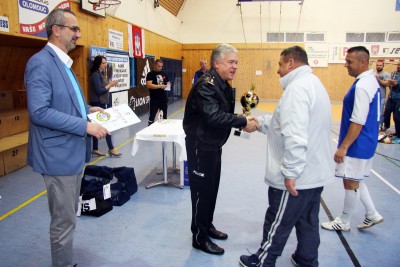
[128,58,153,116]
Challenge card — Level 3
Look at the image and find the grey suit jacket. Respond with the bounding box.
[24,44,91,176]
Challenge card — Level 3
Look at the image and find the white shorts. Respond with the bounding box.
[335,156,373,181]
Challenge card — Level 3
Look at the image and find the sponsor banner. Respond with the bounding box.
[128,87,150,117]
[89,46,130,93]
[128,24,145,58]
[329,43,400,63]
[18,0,71,37]
[305,43,329,67]
[90,46,107,58]
[127,57,153,116]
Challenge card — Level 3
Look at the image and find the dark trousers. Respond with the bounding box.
[90,102,114,150]
[148,97,168,125]
[384,98,400,135]
[258,186,323,267]
[186,139,222,244]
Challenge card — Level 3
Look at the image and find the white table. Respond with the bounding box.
[132,119,186,189]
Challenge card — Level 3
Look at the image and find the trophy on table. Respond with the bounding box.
[234,83,260,139]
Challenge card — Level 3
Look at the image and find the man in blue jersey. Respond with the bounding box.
[321,46,384,232]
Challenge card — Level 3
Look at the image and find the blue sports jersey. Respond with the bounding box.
[338,78,380,159]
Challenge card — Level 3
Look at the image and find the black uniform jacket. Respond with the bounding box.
[183,68,247,150]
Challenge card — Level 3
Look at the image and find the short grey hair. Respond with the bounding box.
[45,8,76,39]
[210,43,238,67]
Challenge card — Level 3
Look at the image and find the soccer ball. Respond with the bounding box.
[240,91,259,110]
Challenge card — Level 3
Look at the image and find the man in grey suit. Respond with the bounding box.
[24,8,109,267]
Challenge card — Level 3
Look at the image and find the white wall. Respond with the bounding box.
[115,0,183,42]
[114,0,400,44]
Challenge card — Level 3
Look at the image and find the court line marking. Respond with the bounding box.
[0,108,185,221]
[320,198,361,267]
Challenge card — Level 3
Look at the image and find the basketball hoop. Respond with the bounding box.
[88,0,121,16]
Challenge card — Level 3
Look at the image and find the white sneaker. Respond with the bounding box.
[357,214,384,230]
[321,217,350,231]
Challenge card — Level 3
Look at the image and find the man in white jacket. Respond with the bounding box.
[239,46,334,267]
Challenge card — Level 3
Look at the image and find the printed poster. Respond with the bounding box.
[108,29,124,51]
[18,0,71,37]
[89,46,130,93]
[305,44,329,68]
[107,53,130,92]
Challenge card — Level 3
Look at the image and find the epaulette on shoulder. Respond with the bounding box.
[204,75,215,86]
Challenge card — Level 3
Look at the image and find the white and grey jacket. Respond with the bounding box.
[258,65,334,190]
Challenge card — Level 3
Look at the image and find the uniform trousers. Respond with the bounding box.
[384,98,400,135]
[258,186,323,267]
[148,96,168,125]
[186,139,222,245]
[43,173,82,267]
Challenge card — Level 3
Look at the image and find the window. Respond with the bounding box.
[346,32,365,42]
[266,32,284,42]
[387,32,400,42]
[285,32,304,42]
[305,32,325,42]
[366,32,386,42]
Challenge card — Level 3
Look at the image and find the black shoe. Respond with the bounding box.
[208,227,228,240]
[192,240,224,255]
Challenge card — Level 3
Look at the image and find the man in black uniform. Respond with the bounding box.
[183,43,258,255]
[146,59,171,125]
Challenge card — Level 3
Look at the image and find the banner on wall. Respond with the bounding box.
[305,44,328,68]
[18,0,71,37]
[127,58,152,116]
[329,43,400,63]
[89,46,130,93]
[107,54,130,92]
[128,24,145,58]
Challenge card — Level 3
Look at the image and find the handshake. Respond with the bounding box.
[243,116,259,133]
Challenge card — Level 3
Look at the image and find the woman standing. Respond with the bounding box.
[89,55,121,157]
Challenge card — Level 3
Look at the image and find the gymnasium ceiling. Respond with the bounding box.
[158,0,305,17]
[159,0,185,16]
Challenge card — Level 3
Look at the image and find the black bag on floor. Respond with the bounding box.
[80,165,114,217]
[113,166,138,196]
[80,165,138,214]
[80,195,113,217]
[107,166,137,206]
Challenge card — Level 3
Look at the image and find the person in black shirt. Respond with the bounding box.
[146,59,171,125]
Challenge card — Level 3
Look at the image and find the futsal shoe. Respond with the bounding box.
[357,213,384,230]
[321,217,350,231]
